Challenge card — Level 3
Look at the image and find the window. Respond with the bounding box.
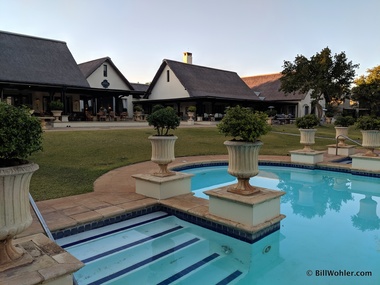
[304,105,309,115]
[103,65,108,77]
[167,70,170,82]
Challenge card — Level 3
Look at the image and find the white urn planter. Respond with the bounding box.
[0,163,39,267]
[299,129,317,151]
[149,135,177,177]
[187,112,195,121]
[360,130,380,157]
[224,140,263,195]
[335,127,349,147]
[51,110,62,122]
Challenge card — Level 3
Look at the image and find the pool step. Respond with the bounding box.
[111,239,215,284]
[61,212,244,285]
[62,216,183,262]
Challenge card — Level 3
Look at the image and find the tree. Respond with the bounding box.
[351,65,380,116]
[280,47,359,117]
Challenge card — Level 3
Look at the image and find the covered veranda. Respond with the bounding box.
[0,81,145,121]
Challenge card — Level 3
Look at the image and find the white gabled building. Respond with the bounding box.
[142,52,261,119]
[78,57,147,118]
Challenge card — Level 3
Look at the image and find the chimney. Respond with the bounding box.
[183,52,192,64]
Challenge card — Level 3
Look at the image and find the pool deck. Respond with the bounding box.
[18,152,356,239]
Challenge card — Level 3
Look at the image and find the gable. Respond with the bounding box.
[146,59,258,101]
[0,31,89,88]
[78,57,134,90]
[149,64,189,99]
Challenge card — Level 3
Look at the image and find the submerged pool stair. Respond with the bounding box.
[57,212,245,285]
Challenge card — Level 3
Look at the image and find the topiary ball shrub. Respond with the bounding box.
[147,105,180,136]
[295,114,319,129]
[0,102,43,166]
[49,100,64,110]
[217,105,270,142]
[355,116,380,130]
[334,116,355,127]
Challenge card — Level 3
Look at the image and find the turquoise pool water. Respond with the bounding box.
[59,165,380,284]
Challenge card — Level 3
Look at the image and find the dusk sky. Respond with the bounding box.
[1,0,379,83]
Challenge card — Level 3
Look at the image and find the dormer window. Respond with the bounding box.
[103,64,108,77]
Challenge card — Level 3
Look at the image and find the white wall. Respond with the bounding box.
[149,66,189,99]
[86,63,131,90]
[297,91,326,117]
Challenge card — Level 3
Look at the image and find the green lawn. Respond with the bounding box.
[29,124,362,201]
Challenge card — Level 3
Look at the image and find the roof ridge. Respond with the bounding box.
[78,57,110,66]
[0,30,66,44]
[241,72,282,78]
[164,59,238,74]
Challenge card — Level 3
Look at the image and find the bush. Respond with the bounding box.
[217,105,270,142]
[147,105,180,136]
[0,102,43,166]
[354,116,380,130]
[134,105,143,112]
[49,100,64,110]
[334,116,355,127]
[188,106,197,113]
[295,114,319,129]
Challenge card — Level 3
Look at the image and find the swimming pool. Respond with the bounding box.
[58,165,380,284]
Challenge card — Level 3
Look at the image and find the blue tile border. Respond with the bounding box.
[159,205,280,244]
[172,160,380,178]
[53,203,277,244]
[52,204,162,240]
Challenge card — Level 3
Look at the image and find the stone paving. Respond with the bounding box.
[18,152,352,239]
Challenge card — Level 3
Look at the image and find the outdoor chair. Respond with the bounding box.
[97,110,107,121]
[85,111,94,121]
[119,112,128,120]
[109,111,117,121]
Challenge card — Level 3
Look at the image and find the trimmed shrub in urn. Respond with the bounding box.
[187,105,196,121]
[49,100,64,122]
[355,116,380,156]
[218,106,270,195]
[295,114,319,151]
[334,116,355,146]
[49,100,64,111]
[0,102,42,266]
[147,105,180,176]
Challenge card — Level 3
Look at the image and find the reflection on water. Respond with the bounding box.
[183,165,380,284]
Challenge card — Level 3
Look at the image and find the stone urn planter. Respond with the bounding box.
[147,105,180,177]
[335,127,349,146]
[217,106,270,195]
[51,110,63,122]
[224,140,263,195]
[0,102,42,269]
[299,129,317,151]
[295,114,320,152]
[149,135,178,176]
[187,111,195,121]
[0,163,39,267]
[360,130,380,157]
[49,101,64,122]
[334,116,355,147]
[354,116,380,156]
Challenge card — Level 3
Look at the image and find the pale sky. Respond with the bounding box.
[1,0,379,83]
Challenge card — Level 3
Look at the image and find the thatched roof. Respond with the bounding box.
[131,83,149,92]
[0,31,89,88]
[78,57,134,90]
[242,73,306,101]
[145,59,258,101]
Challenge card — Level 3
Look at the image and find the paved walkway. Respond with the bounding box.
[18,151,352,239]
